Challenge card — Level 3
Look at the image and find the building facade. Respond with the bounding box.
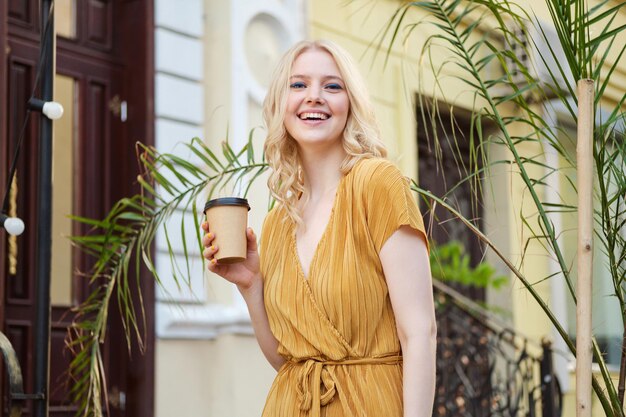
[154,1,626,416]
[1,0,624,416]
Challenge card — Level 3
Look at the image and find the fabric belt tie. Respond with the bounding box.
[292,354,402,417]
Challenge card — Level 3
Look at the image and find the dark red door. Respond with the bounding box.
[1,1,154,416]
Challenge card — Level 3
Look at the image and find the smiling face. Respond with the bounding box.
[283,48,350,152]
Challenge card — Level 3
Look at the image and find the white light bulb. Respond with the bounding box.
[3,217,25,236]
[42,101,64,120]
[2,216,24,236]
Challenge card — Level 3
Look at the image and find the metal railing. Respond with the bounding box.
[433,280,562,417]
[0,331,25,417]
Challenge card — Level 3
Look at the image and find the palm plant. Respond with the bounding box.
[380,0,626,415]
[67,136,268,416]
[429,240,508,289]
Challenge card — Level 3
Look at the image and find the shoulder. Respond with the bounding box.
[349,157,407,189]
[262,204,286,229]
[259,204,289,250]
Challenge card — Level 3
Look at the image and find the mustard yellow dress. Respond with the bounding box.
[259,158,427,417]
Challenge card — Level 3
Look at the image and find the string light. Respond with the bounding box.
[0,214,25,236]
[28,98,64,120]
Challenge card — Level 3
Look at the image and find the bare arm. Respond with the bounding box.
[202,223,286,371]
[237,274,286,371]
[380,225,436,417]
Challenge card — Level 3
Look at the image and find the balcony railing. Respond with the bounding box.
[433,280,562,417]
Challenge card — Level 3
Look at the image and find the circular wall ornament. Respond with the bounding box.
[244,13,290,91]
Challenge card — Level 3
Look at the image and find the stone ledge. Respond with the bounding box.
[156,301,253,340]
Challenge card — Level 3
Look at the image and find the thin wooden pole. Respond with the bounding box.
[576,78,595,417]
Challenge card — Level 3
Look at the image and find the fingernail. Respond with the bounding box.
[207,232,213,239]
[210,245,215,251]
[211,259,217,265]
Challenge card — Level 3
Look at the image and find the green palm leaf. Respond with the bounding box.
[384,0,626,414]
[68,135,269,416]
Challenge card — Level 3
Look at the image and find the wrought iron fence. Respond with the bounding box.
[433,280,562,417]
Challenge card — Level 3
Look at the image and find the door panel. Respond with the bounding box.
[49,319,73,415]
[6,54,38,304]
[8,0,35,27]
[4,49,40,416]
[84,0,113,49]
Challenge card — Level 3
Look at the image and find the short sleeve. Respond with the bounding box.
[361,159,429,254]
[258,206,281,279]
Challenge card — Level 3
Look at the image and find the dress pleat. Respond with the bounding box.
[259,158,428,416]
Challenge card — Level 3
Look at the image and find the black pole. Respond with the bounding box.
[541,340,561,417]
[34,0,54,415]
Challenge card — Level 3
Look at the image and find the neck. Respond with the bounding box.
[299,145,346,201]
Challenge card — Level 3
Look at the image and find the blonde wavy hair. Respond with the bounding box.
[263,39,387,225]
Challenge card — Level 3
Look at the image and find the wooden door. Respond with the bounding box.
[1,1,154,416]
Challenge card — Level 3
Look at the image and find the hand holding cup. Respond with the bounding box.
[202,197,260,290]
[202,223,261,290]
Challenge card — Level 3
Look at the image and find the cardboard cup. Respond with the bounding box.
[204,197,250,264]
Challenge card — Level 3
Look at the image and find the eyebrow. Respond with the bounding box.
[290,74,344,82]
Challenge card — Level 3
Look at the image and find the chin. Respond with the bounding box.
[297,137,342,150]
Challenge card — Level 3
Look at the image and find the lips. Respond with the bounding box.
[298,111,330,120]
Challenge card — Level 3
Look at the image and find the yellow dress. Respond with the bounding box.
[259,158,427,417]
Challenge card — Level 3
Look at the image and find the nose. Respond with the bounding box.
[305,94,323,104]
[305,84,324,104]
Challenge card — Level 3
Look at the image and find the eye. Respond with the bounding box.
[290,81,306,89]
[325,83,343,90]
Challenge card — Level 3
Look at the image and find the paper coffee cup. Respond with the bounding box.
[204,197,250,264]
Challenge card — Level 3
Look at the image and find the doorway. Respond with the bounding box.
[417,101,486,301]
[1,1,154,415]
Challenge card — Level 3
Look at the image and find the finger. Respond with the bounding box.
[207,258,230,276]
[202,232,216,247]
[201,221,209,232]
[207,257,220,271]
[202,244,219,260]
[246,227,258,253]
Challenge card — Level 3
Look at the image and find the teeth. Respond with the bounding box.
[300,112,328,120]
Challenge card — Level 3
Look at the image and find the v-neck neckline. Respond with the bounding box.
[290,173,347,281]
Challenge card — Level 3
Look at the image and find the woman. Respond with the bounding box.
[202,39,436,417]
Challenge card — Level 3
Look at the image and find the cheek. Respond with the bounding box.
[337,103,350,124]
[285,91,303,112]
[337,95,350,117]
[283,98,299,129]
[284,98,296,114]
[283,115,297,136]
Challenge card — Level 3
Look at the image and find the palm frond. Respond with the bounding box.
[67,135,269,415]
[384,0,626,414]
